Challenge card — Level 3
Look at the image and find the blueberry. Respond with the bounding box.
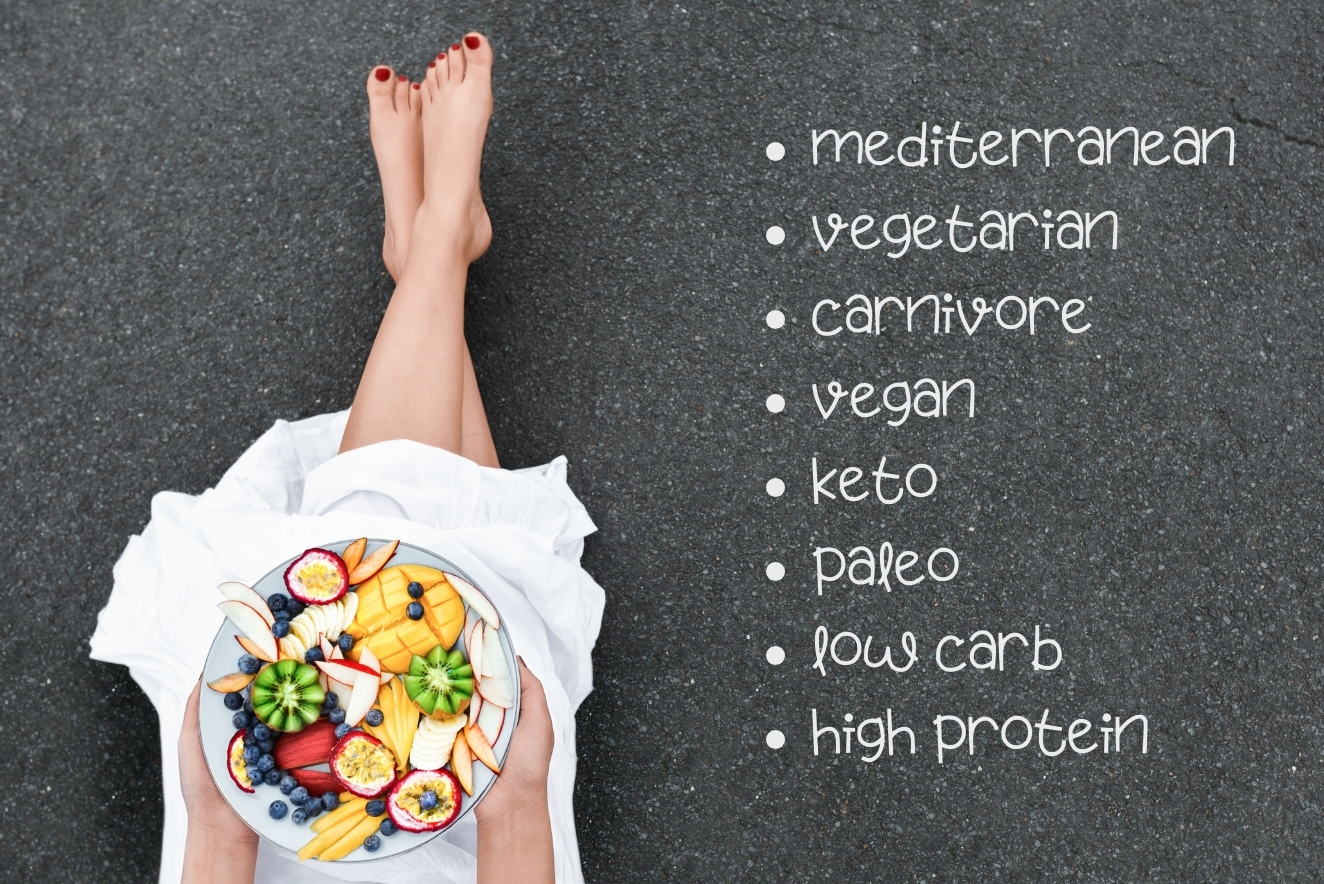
[252,723,272,741]
[255,754,276,772]
[378,819,397,836]
[243,730,258,746]
[285,598,305,617]
[405,602,424,621]
[327,707,346,725]
[223,692,244,711]
[337,634,354,653]
[304,647,325,664]
[365,799,386,817]
[321,792,339,810]
[268,800,288,820]
[272,608,291,622]
[362,834,381,853]
[323,691,339,708]
[365,709,384,727]
[334,722,352,739]
[418,789,438,811]
[279,775,298,795]
[258,739,275,754]
[304,798,324,817]
[266,593,287,612]
[243,697,255,715]
[407,581,424,599]
[243,745,261,765]
[237,654,261,675]
[263,769,282,786]
[271,620,290,638]
[233,712,250,730]
[289,786,309,806]
[291,807,308,825]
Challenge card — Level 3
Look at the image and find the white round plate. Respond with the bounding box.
[199,539,520,861]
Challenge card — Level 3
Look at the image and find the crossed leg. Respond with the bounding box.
[339,38,499,468]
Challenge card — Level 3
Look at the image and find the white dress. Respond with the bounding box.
[89,411,604,884]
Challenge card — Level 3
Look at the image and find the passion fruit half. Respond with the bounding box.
[386,768,462,833]
[284,548,349,605]
[329,731,397,798]
[226,730,255,793]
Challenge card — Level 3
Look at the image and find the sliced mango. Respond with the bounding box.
[319,813,385,861]
[347,565,465,673]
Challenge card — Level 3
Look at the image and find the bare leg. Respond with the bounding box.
[342,43,498,467]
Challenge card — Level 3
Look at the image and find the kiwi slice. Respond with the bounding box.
[404,645,474,716]
[251,659,325,733]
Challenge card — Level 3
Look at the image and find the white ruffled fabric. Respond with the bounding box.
[89,411,604,884]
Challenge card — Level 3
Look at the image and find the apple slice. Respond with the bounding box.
[477,702,505,746]
[341,537,368,574]
[477,633,513,708]
[236,634,277,663]
[467,623,485,686]
[207,672,256,693]
[319,635,335,662]
[445,573,500,629]
[316,658,378,685]
[466,725,501,774]
[467,690,483,730]
[330,645,344,660]
[380,670,394,686]
[348,539,398,585]
[451,730,474,796]
[481,623,499,679]
[219,600,279,662]
[218,582,275,627]
[344,670,381,727]
[358,645,382,676]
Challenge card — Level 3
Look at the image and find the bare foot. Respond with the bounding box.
[409,33,494,269]
[366,65,424,281]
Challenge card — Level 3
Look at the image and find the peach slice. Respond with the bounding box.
[207,672,256,693]
[348,539,398,585]
[341,537,368,574]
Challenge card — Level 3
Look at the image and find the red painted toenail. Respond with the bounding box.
[450,43,461,51]
[428,61,436,68]
[464,36,480,50]
[412,83,420,90]
[397,74,407,81]
[438,52,445,59]
[374,67,391,81]
[438,53,446,60]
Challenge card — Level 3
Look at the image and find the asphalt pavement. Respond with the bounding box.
[2,1,1322,881]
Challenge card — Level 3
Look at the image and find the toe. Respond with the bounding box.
[366,65,395,105]
[427,51,447,96]
[446,40,466,82]
[460,33,493,83]
[393,73,412,112]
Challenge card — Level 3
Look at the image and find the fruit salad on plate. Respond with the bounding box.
[207,539,515,861]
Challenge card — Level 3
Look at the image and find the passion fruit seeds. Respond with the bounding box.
[284,548,349,605]
[330,732,397,798]
[251,659,326,733]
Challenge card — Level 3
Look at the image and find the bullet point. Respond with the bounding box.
[765,225,785,245]
[765,645,786,665]
[766,729,786,749]
[765,561,785,581]
[765,477,785,497]
[766,393,785,414]
[766,141,785,161]
[765,309,785,329]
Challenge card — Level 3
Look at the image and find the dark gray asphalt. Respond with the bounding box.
[3,1,1323,881]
